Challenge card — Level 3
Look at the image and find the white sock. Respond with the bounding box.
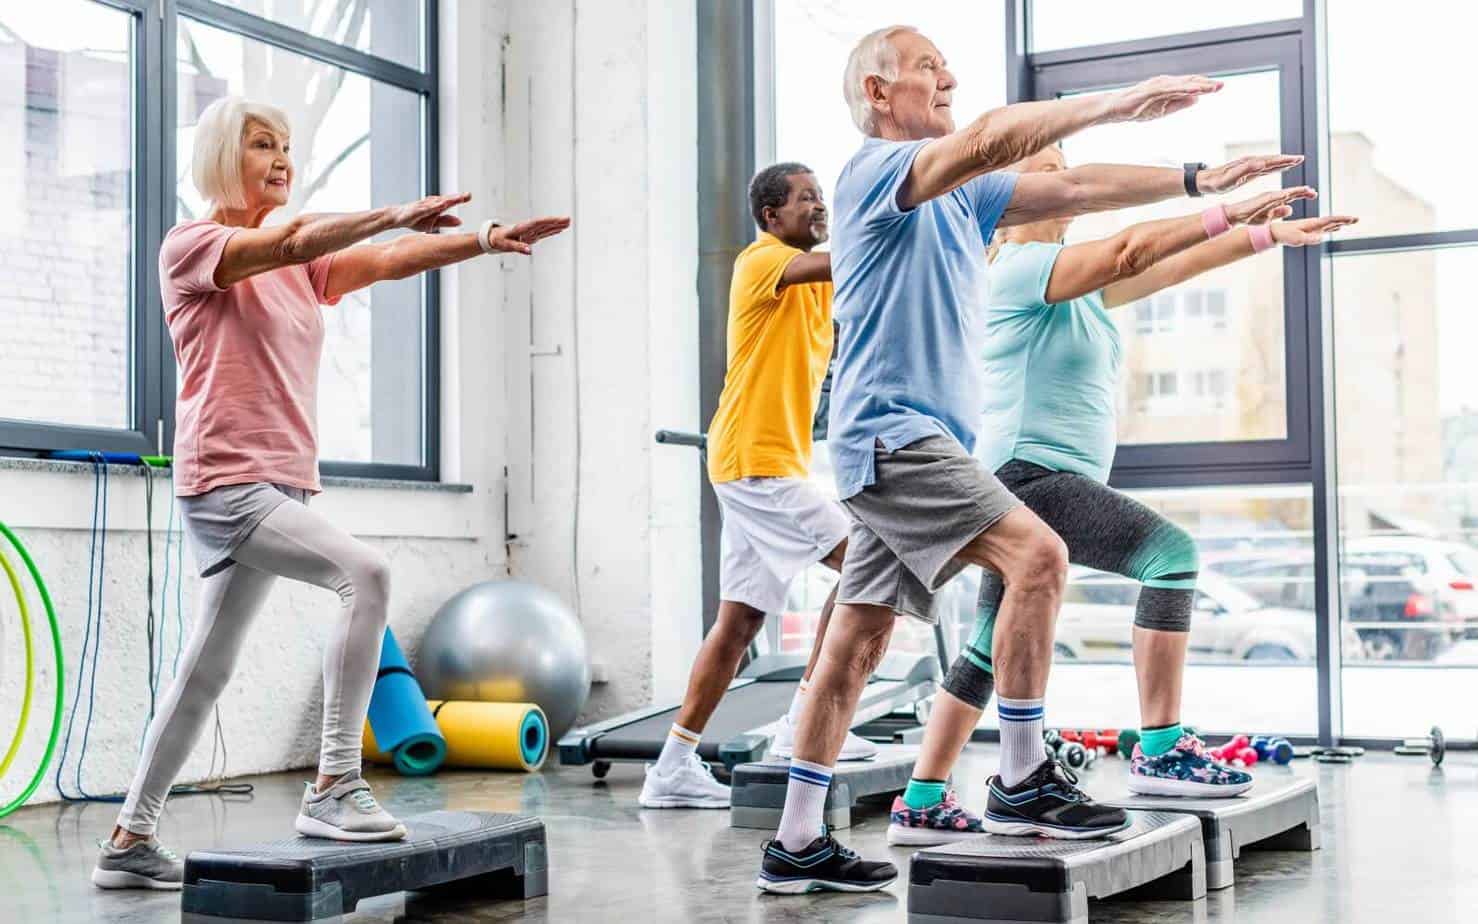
[775,758,832,851]
[786,678,811,725]
[654,723,700,776]
[997,695,1046,787]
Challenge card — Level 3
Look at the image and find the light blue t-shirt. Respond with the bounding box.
[976,241,1123,483]
[827,137,1018,499]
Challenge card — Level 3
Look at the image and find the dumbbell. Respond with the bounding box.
[1083,730,1119,754]
[1394,726,1446,767]
[1250,736,1295,766]
[1059,741,1090,770]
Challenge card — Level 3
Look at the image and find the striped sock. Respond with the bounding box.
[1139,723,1184,758]
[776,758,832,851]
[786,678,811,725]
[998,696,1046,787]
[655,723,700,776]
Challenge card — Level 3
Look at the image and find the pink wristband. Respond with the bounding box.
[1248,223,1275,253]
[1200,205,1232,239]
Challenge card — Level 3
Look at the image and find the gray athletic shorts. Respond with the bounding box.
[178,482,310,577]
[838,435,1022,623]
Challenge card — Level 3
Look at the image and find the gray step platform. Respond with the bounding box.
[908,812,1204,924]
[1097,774,1319,889]
[729,743,918,830]
[182,811,547,921]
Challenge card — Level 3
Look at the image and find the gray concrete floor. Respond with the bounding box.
[2,745,1475,923]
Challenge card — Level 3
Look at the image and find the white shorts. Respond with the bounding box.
[713,476,852,614]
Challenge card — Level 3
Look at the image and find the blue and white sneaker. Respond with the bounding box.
[983,760,1131,839]
[1129,733,1253,797]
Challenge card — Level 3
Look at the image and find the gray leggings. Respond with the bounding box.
[116,499,391,836]
[943,459,1199,709]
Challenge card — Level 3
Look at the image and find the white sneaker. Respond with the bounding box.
[639,754,731,809]
[770,713,879,762]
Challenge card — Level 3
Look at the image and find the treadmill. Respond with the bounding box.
[557,430,949,778]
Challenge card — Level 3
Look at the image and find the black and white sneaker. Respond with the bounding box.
[983,759,1131,839]
[756,832,898,894]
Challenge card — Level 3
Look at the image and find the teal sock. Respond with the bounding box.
[1139,723,1184,757]
[903,778,947,810]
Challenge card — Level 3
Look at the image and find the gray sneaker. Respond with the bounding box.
[92,837,184,891]
[294,769,407,842]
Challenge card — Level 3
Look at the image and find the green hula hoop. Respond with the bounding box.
[0,521,64,820]
[0,545,33,778]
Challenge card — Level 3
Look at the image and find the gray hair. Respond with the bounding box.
[842,25,916,135]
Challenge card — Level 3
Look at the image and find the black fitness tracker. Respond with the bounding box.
[1184,162,1207,198]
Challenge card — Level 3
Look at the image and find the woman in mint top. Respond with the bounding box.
[888,145,1355,845]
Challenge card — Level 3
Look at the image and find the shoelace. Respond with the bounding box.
[350,788,381,812]
[1178,734,1209,758]
[686,754,720,780]
[1041,759,1088,802]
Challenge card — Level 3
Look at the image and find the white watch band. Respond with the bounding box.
[477,219,503,254]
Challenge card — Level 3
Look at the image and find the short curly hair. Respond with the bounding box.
[749,162,814,231]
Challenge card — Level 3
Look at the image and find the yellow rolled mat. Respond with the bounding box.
[364,699,548,772]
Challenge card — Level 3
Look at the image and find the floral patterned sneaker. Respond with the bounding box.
[887,789,987,846]
[1128,733,1254,797]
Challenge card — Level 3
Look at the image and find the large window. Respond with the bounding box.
[0,0,438,479]
[745,1,1478,745]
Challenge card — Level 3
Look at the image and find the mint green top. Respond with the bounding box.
[977,241,1122,483]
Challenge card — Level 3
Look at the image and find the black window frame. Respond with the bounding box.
[0,0,441,483]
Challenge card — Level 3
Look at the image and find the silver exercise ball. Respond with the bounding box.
[417,580,591,739]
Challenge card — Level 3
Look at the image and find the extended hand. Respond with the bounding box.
[485,216,573,255]
[1197,155,1304,195]
[1107,74,1223,123]
[390,193,471,233]
[1227,186,1317,224]
[1271,214,1359,246]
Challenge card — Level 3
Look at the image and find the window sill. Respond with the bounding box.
[0,458,483,540]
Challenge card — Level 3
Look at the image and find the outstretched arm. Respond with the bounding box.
[899,74,1223,210]
[1040,187,1315,304]
[778,251,831,289]
[323,216,572,301]
[1101,213,1357,308]
[213,193,471,288]
[1000,154,1305,227]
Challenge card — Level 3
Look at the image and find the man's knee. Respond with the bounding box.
[1006,529,1068,596]
[825,610,893,676]
[711,602,765,650]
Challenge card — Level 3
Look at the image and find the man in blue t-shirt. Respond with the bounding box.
[757,24,1305,895]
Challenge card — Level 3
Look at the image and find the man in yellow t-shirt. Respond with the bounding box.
[641,163,877,811]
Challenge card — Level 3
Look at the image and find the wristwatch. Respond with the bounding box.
[1184,162,1207,198]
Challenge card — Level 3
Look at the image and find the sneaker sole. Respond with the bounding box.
[294,815,408,842]
[886,824,983,847]
[982,813,1133,840]
[755,874,897,894]
[1127,775,1255,798]
[91,868,183,891]
[638,795,730,809]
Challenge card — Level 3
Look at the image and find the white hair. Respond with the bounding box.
[842,25,916,135]
[191,96,292,209]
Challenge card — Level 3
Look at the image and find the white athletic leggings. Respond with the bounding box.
[116,499,390,836]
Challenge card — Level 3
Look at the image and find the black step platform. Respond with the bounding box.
[1097,774,1319,889]
[182,811,547,921]
[729,743,918,830]
[909,812,1204,924]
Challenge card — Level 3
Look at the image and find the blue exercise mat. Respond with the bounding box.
[365,628,446,776]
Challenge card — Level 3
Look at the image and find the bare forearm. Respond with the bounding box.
[379,231,484,280]
[1062,163,1186,215]
[962,94,1116,174]
[1048,212,1214,304]
[281,208,398,263]
[1103,229,1255,308]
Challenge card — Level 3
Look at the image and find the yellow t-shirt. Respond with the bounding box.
[707,233,834,483]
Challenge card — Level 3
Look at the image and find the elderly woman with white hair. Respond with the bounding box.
[92,97,568,891]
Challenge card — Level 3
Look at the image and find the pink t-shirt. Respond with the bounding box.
[160,220,340,497]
